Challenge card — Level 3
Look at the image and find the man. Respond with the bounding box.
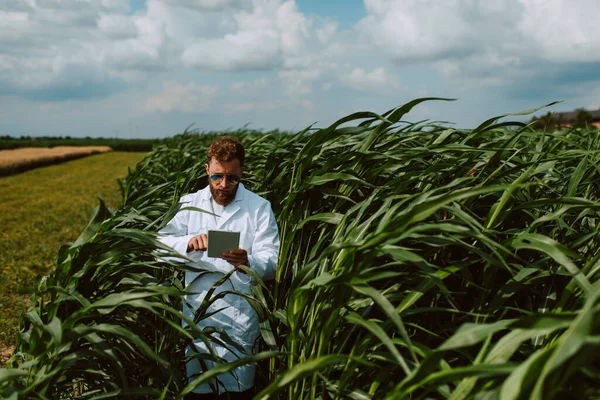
[158,136,280,399]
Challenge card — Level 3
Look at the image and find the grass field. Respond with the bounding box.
[0,151,146,346]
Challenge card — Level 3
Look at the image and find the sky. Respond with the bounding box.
[1,0,599,138]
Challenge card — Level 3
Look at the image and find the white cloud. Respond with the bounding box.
[358,0,478,63]
[279,68,321,95]
[300,99,314,111]
[145,81,219,113]
[100,3,168,70]
[0,0,337,101]
[339,67,403,95]
[0,10,28,24]
[0,0,162,99]
[101,8,167,71]
[182,0,312,71]
[2,0,599,138]
[225,97,314,114]
[230,77,270,95]
[519,0,600,62]
[275,0,309,57]
[159,0,252,11]
[316,21,337,45]
[355,0,600,96]
[435,51,525,89]
[359,0,600,69]
[182,30,281,71]
[97,14,138,39]
[227,99,282,113]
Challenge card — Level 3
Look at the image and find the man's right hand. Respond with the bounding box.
[187,234,208,252]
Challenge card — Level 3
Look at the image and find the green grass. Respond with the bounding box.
[0,152,146,345]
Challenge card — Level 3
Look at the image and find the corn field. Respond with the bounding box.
[2,98,600,399]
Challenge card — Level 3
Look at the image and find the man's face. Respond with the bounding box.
[205,158,243,206]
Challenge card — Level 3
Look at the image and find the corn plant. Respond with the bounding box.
[2,100,600,399]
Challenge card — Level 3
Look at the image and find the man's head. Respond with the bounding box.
[205,136,245,206]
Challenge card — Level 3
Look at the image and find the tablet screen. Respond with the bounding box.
[207,230,241,258]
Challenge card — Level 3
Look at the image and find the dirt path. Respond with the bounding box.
[1,344,14,367]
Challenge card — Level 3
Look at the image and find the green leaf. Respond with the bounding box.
[345,312,411,375]
[530,287,600,399]
[296,212,344,230]
[254,355,348,400]
[439,320,515,351]
[0,368,29,383]
[307,173,374,187]
[500,345,554,400]
[567,156,587,197]
[350,284,416,366]
[511,233,591,293]
[181,351,279,397]
[72,197,109,247]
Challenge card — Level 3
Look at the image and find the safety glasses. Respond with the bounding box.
[209,174,241,185]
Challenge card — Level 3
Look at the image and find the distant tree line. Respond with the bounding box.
[529,108,597,130]
[0,136,161,152]
[0,129,287,152]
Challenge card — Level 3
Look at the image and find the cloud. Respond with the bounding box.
[230,77,270,95]
[0,10,28,24]
[275,0,309,57]
[519,0,600,63]
[182,0,311,71]
[226,99,282,113]
[3,0,599,139]
[145,81,219,113]
[279,68,321,95]
[97,14,138,39]
[182,30,281,71]
[300,99,314,111]
[225,97,314,113]
[316,21,337,45]
[99,1,176,71]
[356,0,600,100]
[0,0,336,102]
[339,67,403,95]
[0,0,164,101]
[160,0,253,11]
[504,61,600,100]
[357,0,484,63]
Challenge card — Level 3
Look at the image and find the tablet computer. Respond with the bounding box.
[207,230,241,258]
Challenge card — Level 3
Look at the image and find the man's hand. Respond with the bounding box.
[222,248,249,267]
[187,234,208,252]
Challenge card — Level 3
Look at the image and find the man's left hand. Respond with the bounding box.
[222,248,249,267]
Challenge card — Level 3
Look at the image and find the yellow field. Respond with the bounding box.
[0,151,147,347]
[0,146,112,176]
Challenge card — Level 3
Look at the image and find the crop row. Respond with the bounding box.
[2,98,600,399]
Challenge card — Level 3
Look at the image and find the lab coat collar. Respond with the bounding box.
[199,183,246,228]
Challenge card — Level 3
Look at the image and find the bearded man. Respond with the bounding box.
[158,136,280,399]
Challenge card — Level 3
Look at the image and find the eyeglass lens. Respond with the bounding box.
[210,174,240,184]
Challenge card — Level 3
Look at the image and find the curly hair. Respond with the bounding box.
[207,136,245,167]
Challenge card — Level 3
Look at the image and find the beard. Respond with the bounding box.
[210,182,238,206]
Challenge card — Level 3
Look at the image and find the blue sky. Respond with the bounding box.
[128,0,147,15]
[0,0,599,138]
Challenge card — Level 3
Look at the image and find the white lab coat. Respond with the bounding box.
[157,183,280,394]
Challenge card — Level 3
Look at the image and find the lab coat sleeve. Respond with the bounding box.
[157,199,196,255]
[247,201,280,281]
